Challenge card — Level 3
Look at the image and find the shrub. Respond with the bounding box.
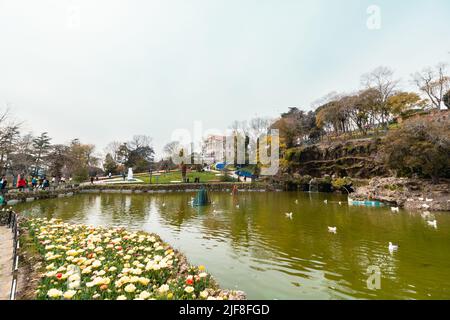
[382,116,450,183]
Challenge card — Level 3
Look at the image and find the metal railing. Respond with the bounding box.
[2,209,19,300]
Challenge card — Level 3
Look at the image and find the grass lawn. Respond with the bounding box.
[135,171,234,184]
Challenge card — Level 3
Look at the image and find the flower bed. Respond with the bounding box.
[23,218,245,300]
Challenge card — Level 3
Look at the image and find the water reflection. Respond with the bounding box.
[15,192,450,300]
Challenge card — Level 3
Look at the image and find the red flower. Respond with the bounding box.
[186,278,194,285]
[56,273,63,279]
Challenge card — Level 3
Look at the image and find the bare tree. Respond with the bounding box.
[104,141,122,162]
[163,141,181,159]
[128,135,153,150]
[412,63,450,110]
[361,66,399,127]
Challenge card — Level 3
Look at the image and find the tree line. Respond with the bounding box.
[0,109,155,183]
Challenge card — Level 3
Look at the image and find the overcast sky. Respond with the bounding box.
[0,0,449,158]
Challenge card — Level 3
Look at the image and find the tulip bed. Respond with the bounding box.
[24,218,245,300]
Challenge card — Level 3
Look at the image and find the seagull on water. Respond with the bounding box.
[388,242,398,252]
[427,220,438,229]
[328,226,337,234]
[391,207,399,213]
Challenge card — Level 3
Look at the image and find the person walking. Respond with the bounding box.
[0,176,7,195]
[42,177,50,190]
[31,176,37,188]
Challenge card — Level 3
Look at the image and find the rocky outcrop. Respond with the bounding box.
[352,177,450,212]
[284,138,388,178]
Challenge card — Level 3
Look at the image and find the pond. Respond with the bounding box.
[15,191,450,300]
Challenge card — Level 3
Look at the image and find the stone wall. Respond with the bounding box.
[80,182,279,194]
[3,188,79,205]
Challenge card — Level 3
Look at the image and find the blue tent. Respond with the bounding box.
[215,162,227,170]
[235,170,253,178]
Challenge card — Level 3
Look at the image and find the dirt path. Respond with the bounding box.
[0,226,13,300]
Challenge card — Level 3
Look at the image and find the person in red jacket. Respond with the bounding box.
[17,176,27,190]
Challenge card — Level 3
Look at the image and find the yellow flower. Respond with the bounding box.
[92,260,102,268]
[47,288,63,298]
[63,290,77,299]
[124,283,136,293]
[167,292,173,299]
[158,284,170,294]
[139,291,151,300]
[198,265,205,272]
[200,290,209,299]
[138,277,150,286]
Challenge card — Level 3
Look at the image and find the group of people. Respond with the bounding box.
[0,175,72,193]
[16,175,51,190]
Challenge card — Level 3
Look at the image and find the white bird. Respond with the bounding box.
[162,203,166,207]
[295,200,299,204]
[328,226,337,234]
[426,198,434,202]
[338,202,342,206]
[391,207,400,213]
[324,200,328,204]
[285,212,293,219]
[418,197,424,201]
[427,220,438,228]
[236,205,240,209]
[388,242,398,252]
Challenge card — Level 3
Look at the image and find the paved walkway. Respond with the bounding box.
[0,226,13,300]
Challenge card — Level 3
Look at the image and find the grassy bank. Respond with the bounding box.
[134,171,236,184]
[22,218,245,300]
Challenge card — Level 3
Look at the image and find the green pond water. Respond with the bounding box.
[15,192,450,300]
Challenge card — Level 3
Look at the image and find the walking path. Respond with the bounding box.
[0,226,13,300]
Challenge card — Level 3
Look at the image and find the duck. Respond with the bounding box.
[328,226,337,234]
[285,212,293,219]
[388,242,398,252]
[427,220,438,228]
[391,207,399,213]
